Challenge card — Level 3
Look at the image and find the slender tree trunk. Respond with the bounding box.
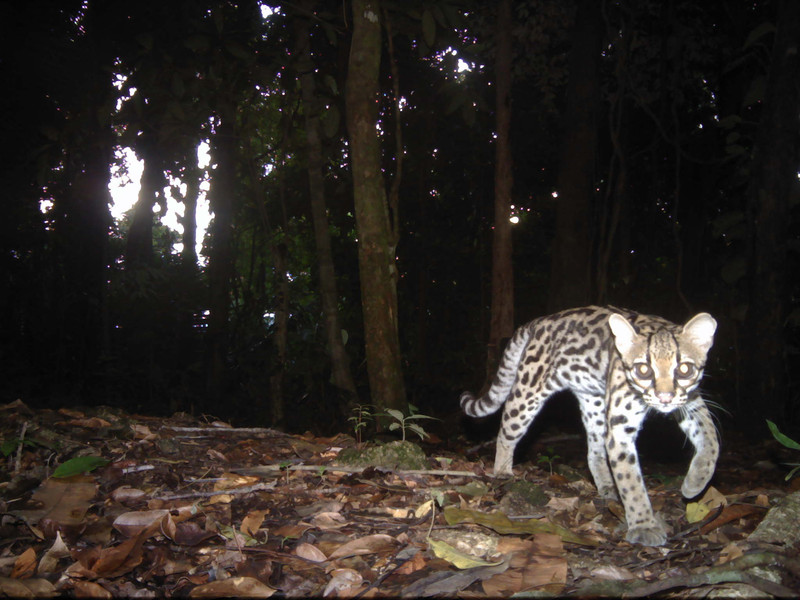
[126,148,163,268]
[180,150,201,269]
[486,0,515,385]
[547,0,602,312]
[270,242,289,427]
[205,113,237,410]
[742,0,800,424]
[345,0,406,411]
[297,9,359,414]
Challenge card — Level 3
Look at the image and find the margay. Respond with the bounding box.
[460,306,718,546]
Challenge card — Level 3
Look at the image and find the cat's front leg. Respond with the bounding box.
[605,400,666,546]
[678,399,719,498]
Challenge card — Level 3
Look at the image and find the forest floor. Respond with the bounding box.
[1,399,800,598]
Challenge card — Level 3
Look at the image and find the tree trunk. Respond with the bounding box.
[270,242,289,427]
[179,149,201,269]
[742,0,800,424]
[204,113,237,410]
[486,0,515,385]
[297,8,359,415]
[126,148,163,268]
[547,0,602,312]
[345,0,406,411]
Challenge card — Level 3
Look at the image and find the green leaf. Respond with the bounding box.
[406,423,429,440]
[767,420,800,450]
[53,456,109,478]
[427,538,501,569]
[384,409,404,421]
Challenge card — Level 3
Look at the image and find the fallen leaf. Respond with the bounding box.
[241,510,267,537]
[323,568,363,597]
[428,538,502,569]
[189,576,276,598]
[311,512,346,530]
[546,496,579,511]
[717,541,745,564]
[686,501,710,523]
[591,564,637,580]
[37,531,70,574]
[443,506,598,546]
[112,509,172,538]
[71,580,112,598]
[328,534,397,559]
[295,542,327,562]
[11,547,36,579]
[699,504,765,535]
[109,485,147,504]
[91,530,147,578]
[483,534,567,595]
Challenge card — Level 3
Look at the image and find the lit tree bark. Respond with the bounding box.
[486,0,515,384]
[742,0,800,423]
[345,0,406,411]
[297,7,359,413]
[547,0,602,312]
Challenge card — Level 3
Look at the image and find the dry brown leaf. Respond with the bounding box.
[10,547,36,579]
[18,474,97,527]
[71,580,112,598]
[109,485,147,504]
[189,576,276,598]
[112,509,172,538]
[323,568,363,597]
[483,534,566,596]
[215,472,260,491]
[311,511,347,530]
[91,531,146,578]
[546,496,580,512]
[241,509,268,537]
[395,549,427,575]
[699,504,764,535]
[328,534,397,560]
[295,542,328,562]
[129,423,154,439]
[717,541,745,564]
[271,523,313,539]
[591,564,637,580]
[37,531,70,574]
[0,576,34,599]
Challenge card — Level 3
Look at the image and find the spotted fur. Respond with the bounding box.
[460,306,718,546]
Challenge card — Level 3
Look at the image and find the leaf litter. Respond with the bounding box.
[0,399,799,597]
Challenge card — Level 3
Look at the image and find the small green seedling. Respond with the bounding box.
[536,446,561,475]
[348,404,376,446]
[381,403,438,442]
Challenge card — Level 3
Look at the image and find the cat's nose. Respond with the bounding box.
[657,391,674,404]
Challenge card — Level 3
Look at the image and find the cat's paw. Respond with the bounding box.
[492,467,514,478]
[625,524,667,546]
[681,471,712,498]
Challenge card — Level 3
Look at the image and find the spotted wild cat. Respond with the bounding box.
[460,306,718,546]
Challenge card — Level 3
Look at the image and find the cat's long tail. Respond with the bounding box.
[460,323,531,417]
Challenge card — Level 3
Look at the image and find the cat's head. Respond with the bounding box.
[608,312,717,413]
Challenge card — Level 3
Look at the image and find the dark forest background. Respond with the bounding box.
[1,0,798,441]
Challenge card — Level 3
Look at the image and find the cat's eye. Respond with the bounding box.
[676,362,696,378]
[633,363,652,379]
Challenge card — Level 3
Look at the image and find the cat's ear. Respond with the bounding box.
[608,313,638,357]
[682,313,717,355]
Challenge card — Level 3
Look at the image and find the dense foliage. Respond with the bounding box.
[1,0,797,435]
